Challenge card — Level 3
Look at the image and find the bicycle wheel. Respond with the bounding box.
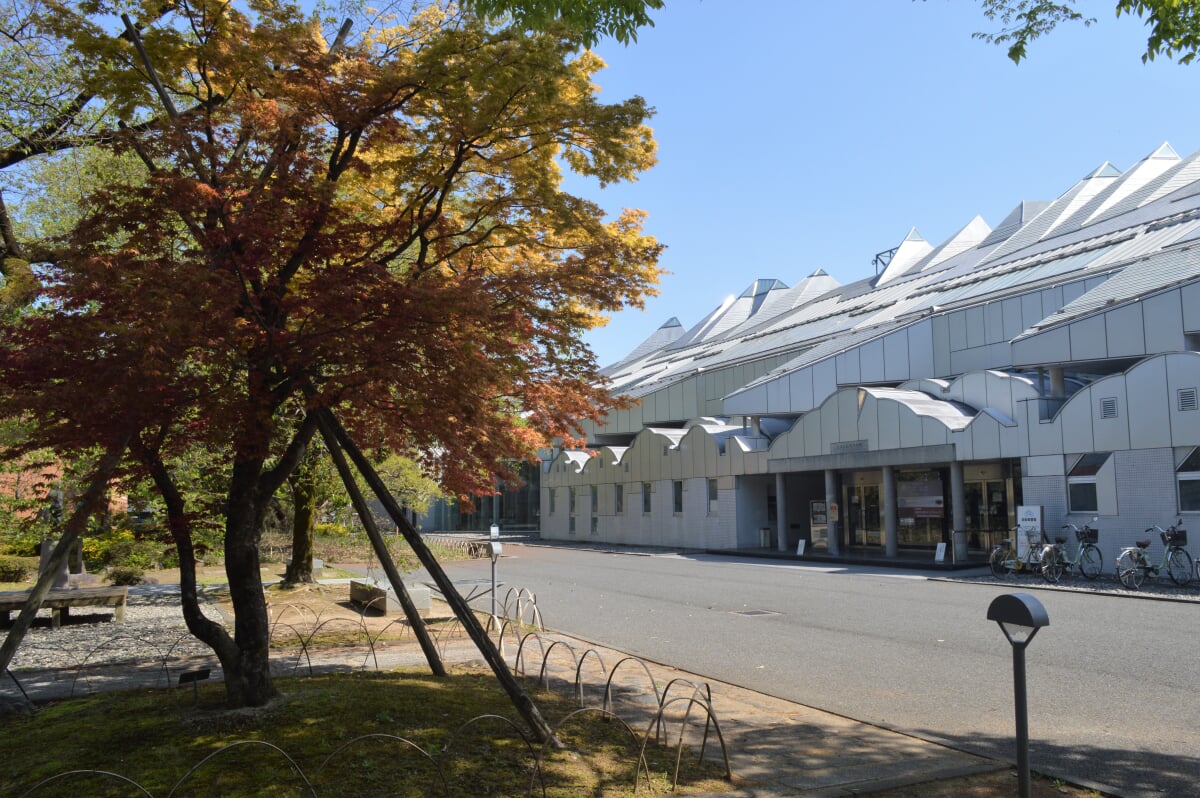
[1078,544,1103,580]
[1167,548,1193,586]
[1041,546,1064,583]
[989,547,1013,579]
[1116,550,1144,589]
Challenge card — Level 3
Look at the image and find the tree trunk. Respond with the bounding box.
[220,458,276,707]
[284,461,317,585]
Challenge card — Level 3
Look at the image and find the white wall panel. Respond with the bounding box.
[877,401,900,449]
[971,417,1001,460]
[767,375,789,414]
[884,331,910,381]
[791,368,815,412]
[1166,354,1200,445]
[1061,280,1086,306]
[966,306,986,349]
[1028,418,1063,456]
[1041,286,1065,317]
[1182,282,1200,332]
[933,315,952,375]
[836,348,861,385]
[1025,454,1065,477]
[804,412,822,457]
[1059,394,1095,454]
[813,359,838,406]
[1144,290,1185,353]
[960,371,987,411]
[1021,292,1044,329]
[949,311,967,352]
[1105,304,1147,358]
[921,417,948,444]
[668,383,684,420]
[1128,356,1170,448]
[907,320,934,378]
[859,395,879,446]
[838,390,859,445]
[1092,379,1131,452]
[986,301,1004,344]
[899,408,923,448]
[1014,327,1071,366]
[1002,298,1024,340]
[860,339,885,383]
[1069,315,1108,361]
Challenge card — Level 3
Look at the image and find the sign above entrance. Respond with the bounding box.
[831,440,869,454]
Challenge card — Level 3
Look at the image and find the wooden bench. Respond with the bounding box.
[349,580,390,614]
[0,586,129,629]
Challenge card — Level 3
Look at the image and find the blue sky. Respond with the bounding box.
[568,1,1200,367]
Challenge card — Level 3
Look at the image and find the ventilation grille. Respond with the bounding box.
[1100,397,1119,420]
[1179,388,1198,412]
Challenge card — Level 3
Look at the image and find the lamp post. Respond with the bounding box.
[488,540,503,623]
[987,593,1049,798]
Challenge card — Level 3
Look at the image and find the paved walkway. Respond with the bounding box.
[5,612,1003,797]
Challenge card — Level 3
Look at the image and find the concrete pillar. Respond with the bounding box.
[950,461,967,562]
[776,472,789,552]
[883,465,898,558]
[825,469,840,556]
[1049,366,1066,398]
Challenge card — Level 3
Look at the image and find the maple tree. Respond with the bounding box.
[0,0,661,708]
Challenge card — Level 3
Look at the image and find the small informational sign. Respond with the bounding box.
[809,500,827,525]
[796,540,806,556]
[934,542,947,563]
[1016,505,1043,556]
[828,502,839,523]
[490,524,499,539]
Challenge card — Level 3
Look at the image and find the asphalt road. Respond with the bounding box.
[438,544,1200,798]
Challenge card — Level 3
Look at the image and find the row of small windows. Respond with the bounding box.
[1066,449,1200,513]
[548,479,720,521]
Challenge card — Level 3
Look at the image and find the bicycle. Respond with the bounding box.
[1114,519,1193,589]
[989,527,1055,581]
[1041,522,1104,582]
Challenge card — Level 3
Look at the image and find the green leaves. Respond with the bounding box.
[465,0,663,46]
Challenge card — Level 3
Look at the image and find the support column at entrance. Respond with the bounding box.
[776,472,789,552]
[883,465,898,558]
[950,461,967,561]
[825,469,840,556]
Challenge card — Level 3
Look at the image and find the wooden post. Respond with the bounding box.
[316,418,445,677]
[0,434,130,674]
[316,409,556,744]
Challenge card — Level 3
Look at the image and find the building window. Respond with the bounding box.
[642,482,652,514]
[568,487,576,534]
[614,484,624,515]
[1178,449,1200,512]
[1067,453,1109,513]
[548,488,556,515]
[589,485,598,535]
[707,478,718,515]
[673,480,683,514]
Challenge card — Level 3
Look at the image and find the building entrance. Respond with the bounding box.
[845,484,882,547]
[964,475,1012,552]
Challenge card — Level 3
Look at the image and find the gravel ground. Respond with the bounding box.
[944,569,1200,601]
[4,585,222,672]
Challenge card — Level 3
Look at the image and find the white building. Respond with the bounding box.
[541,143,1200,563]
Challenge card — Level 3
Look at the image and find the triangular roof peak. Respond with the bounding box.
[660,317,682,329]
[1149,142,1180,160]
[739,278,789,298]
[1084,162,1122,179]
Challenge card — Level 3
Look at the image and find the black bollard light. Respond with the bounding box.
[987,593,1049,798]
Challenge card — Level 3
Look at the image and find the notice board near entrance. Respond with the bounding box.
[1016,505,1043,556]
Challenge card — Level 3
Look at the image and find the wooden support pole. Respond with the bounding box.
[315,409,556,744]
[316,418,445,677]
[0,434,131,674]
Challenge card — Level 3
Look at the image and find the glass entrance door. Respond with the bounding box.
[845,484,882,547]
[965,479,1010,551]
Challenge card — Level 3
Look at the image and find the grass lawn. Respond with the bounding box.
[1,666,732,797]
